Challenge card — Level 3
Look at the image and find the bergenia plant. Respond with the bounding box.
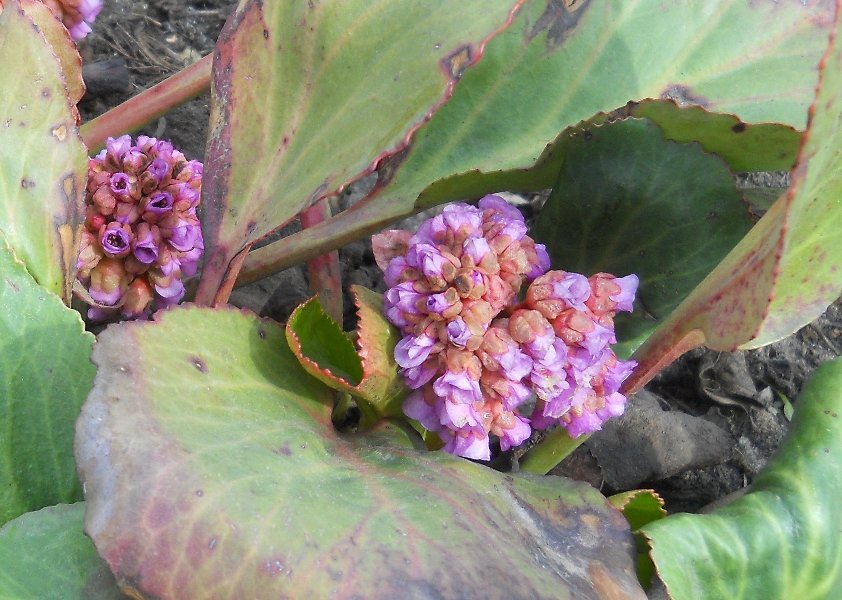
[373,196,637,459]
[1,0,841,599]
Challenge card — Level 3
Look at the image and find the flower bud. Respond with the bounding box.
[76,230,103,280]
[88,258,128,306]
[121,278,154,319]
[99,222,133,258]
[131,222,159,264]
[92,185,116,216]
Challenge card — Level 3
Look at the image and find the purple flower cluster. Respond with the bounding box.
[42,0,102,40]
[373,195,638,460]
[76,135,203,321]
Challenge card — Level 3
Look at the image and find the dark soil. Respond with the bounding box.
[78,0,841,516]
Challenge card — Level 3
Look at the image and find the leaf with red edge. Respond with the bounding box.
[609,490,667,589]
[629,100,802,173]
[0,0,87,302]
[625,6,842,394]
[196,0,524,304]
[239,0,834,283]
[286,286,406,422]
[19,0,85,108]
[75,306,646,600]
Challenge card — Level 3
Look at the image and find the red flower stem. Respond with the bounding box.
[237,196,416,288]
[80,54,213,152]
[300,198,344,324]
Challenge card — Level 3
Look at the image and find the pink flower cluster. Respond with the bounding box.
[48,0,102,40]
[76,135,203,321]
[373,196,637,460]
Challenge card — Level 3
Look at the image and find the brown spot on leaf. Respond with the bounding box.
[191,356,208,373]
[5,278,20,293]
[529,0,592,49]
[580,513,600,533]
[51,124,68,141]
[41,87,51,99]
[257,326,267,339]
[660,84,710,108]
[195,489,204,497]
[589,561,639,600]
[20,178,35,189]
[731,122,746,133]
[376,146,410,187]
[263,28,269,40]
[442,45,472,80]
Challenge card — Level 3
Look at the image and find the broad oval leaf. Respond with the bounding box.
[625,7,842,392]
[0,503,127,600]
[238,0,835,280]
[532,118,753,357]
[0,234,94,525]
[0,0,87,302]
[642,357,842,600]
[197,0,523,303]
[392,0,833,208]
[75,306,645,600]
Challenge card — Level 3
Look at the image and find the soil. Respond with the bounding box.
[77,0,841,518]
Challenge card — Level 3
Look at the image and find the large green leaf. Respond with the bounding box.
[624,6,842,392]
[196,0,523,303]
[642,357,842,600]
[532,118,753,357]
[0,0,87,302]
[389,0,832,207]
[75,306,645,600]
[0,234,94,525]
[0,503,127,600]
[239,0,833,280]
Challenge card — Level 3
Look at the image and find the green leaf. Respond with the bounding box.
[396,0,831,208]
[196,0,523,302]
[608,490,667,533]
[248,0,831,265]
[642,357,842,600]
[630,100,802,172]
[286,296,363,386]
[287,286,407,423]
[609,489,666,590]
[17,0,85,108]
[0,503,127,600]
[624,7,842,392]
[532,118,753,356]
[0,0,87,302]
[75,306,646,600]
[0,234,94,525]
